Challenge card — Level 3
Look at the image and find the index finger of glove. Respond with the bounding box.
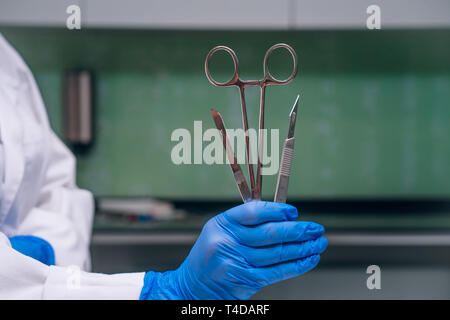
[222,201,298,226]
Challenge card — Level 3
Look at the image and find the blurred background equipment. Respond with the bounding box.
[96,197,186,225]
[0,0,449,299]
[63,70,94,148]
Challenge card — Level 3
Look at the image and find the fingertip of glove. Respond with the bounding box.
[297,254,321,273]
[317,237,328,253]
[310,254,321,266]
[252,201,298,219]
[279,203,298,220]
[306,254,321,268]
[306,222,325,235]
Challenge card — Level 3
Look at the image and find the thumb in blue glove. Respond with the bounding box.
[140,201,327,300]
[9,235,55,266]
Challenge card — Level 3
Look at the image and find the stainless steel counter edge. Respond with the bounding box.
[91,232,450,246]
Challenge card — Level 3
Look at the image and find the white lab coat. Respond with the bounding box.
[0,34,144,299]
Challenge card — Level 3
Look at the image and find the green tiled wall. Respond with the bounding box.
[1,28,449,199]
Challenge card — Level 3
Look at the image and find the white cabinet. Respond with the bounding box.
[0,0,82,27]
[0,0,449,29]
[0,0,290,29]
[292,0,450,29]
[84,0,290,29]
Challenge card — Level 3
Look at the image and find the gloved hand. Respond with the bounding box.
[9,235,55,266]
[140,201,327,300]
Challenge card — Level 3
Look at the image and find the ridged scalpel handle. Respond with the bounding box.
[274,137,295,203]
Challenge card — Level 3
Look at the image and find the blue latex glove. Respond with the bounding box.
[140,201,327,300]
[9,235,55,266]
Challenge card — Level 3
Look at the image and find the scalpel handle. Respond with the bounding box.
[274,137,295,203]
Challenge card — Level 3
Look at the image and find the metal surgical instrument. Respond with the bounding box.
[211,109,252,202]
[274,95,300,203]
[205,44,298,200]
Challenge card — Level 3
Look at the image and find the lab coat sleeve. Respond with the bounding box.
[0,232,145,299]
[0,33,93,270]
[17,130,94,271]
[11,53,94,270]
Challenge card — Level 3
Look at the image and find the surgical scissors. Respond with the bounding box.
[205,44,298,200]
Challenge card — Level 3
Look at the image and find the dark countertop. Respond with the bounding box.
[91,198,450,271]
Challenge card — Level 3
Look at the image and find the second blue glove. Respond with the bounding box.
[9,235,55,266]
